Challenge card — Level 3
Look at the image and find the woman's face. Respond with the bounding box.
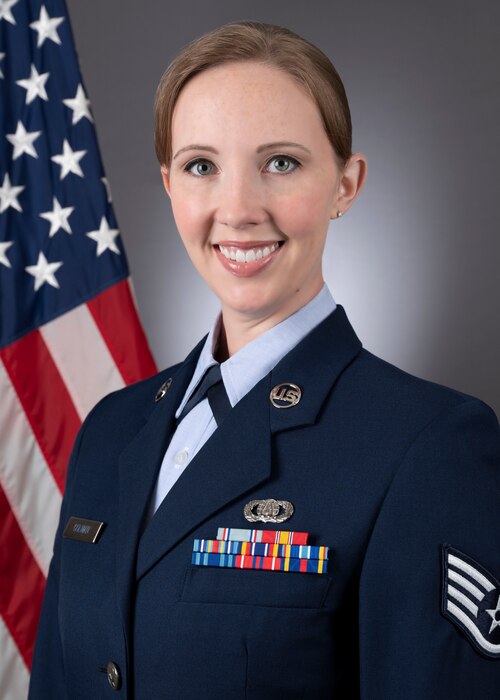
[163,61,348,327]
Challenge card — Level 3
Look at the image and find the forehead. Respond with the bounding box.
[171,61,326,144]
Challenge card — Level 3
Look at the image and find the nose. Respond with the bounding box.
[216,171,268,230]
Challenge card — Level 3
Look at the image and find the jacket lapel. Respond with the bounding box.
[135,379,272,579]
[115,342,202,633]
[269,305,362,433]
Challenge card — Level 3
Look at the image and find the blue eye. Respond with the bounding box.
[266,156,300,174]
[185,159,216,176]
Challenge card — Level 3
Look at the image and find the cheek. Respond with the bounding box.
[275,188,333,237]
[170,196,205,244]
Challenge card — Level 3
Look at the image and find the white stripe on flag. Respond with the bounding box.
[40,304,125,421]
[0,360,62,576]
[448,553,495,593]
[0,616,30,700]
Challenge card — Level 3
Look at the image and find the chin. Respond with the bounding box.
[221,287,288,320]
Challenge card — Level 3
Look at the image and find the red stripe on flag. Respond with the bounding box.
[87,279,157,384]
[0,331,81,492]
[0,486,45,669]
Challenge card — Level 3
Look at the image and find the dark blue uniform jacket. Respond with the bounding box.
[28,306,500,698]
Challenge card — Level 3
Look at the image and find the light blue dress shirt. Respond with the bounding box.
[150,285,336,514]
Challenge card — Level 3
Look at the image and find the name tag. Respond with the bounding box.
[63,517,105,543]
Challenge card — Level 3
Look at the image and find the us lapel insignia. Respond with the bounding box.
[244,498,294,523]
[442,545,500,658]
[155,377,172,402]
[269,383,301,408]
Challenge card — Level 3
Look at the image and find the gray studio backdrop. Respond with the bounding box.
[66,0,500,417]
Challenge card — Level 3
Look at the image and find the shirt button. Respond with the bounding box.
[106,661,121,690]
[174,448,189,468]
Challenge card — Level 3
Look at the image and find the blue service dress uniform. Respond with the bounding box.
[28,305,500,698]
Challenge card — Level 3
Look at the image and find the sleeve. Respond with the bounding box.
[358,398,500,699]
[27,396,109,699]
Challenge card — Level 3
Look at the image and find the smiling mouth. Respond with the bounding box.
[213,240,284,278]
[216,242,283,263]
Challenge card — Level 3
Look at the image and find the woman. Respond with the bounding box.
[29,21,500,699]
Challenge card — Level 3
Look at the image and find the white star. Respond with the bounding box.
[29,5,64,47]
[486,595,500,635]
[0,0,19,25]
[51,139,86,179]
[0,173,24,213]
[39,197,74,237]
[0,240,14,268]
[101,177,112,203]
[63,84,93,124]
[0,52,5,79]
[6,121,41,160]
[16,64,49,104]
[25,252,63,291]
[86,217,121,256]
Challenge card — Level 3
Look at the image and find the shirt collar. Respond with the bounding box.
[175,284,336,417]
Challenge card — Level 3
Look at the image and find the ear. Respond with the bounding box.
[160,165,172,198]
[331,152,368,218]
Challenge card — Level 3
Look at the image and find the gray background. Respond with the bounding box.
[66,0,500,416]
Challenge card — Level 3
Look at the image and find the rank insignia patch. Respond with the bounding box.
[442,545,500,658]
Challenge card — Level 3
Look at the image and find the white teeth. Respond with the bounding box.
[218,243,281,262]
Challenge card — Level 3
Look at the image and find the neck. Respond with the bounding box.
[217,280,324,359]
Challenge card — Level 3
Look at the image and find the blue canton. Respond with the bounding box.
[0,0,129,348]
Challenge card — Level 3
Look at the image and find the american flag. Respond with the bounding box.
[0,1,157,695]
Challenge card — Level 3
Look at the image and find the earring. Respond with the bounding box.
[337,211,343,218]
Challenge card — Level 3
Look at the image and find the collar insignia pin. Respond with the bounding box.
[155,377,172,402]
[244,498,295,523]
[270,383,301,409]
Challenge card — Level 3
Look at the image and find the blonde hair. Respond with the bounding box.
[154,21,352,168]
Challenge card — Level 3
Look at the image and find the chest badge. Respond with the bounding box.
[244,498,294,524]
[270,383,301,408]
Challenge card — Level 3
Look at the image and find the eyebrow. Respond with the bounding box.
[256,141,311,155]
[173,144,218,160]
[172,141,311,160]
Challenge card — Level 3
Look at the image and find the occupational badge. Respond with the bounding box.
[244,498,294,523]
[442,545,500,658]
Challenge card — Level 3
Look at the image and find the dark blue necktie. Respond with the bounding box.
[177,364,232,426]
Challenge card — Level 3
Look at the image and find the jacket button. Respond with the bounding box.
[106,661,121,691]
